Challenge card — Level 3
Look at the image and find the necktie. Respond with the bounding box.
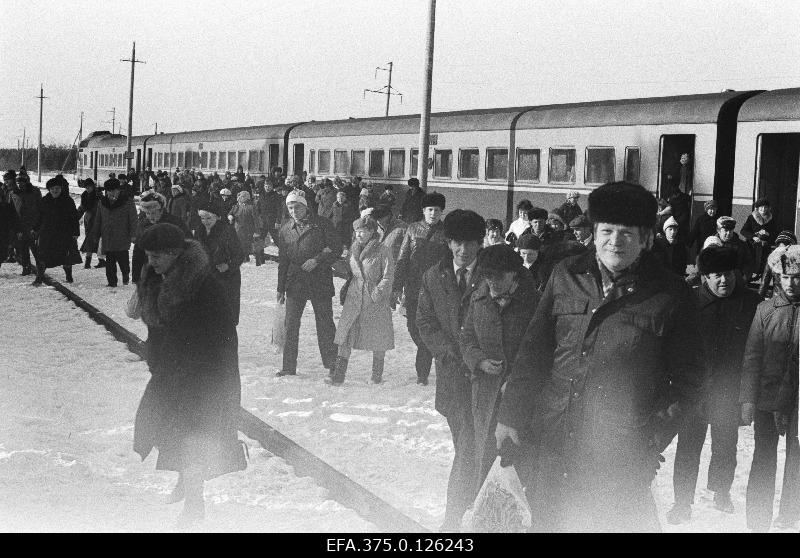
[457,267,467,295]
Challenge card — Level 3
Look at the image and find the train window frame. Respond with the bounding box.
[259,150,266,172]
[177,152,184,169]
[515,148,541,183]
[227,151,236,171]
[458,148,480,180]
[237,151,247,172]
[170,153,176,168]
[309,150,316,174]
[369,149,385,178]
[334,150,349,175]
[433,149,453,179]
[248,150,259,172]
[210,151,217,169]
[624,146,641,184]
[485,147,509,181]
[410,149,419,177]
[201,151,208,169]
[318,150,331,174]
[548,147,577,185]
[351,150,366,176]
[584,146,616,185]
[388,149,405,178]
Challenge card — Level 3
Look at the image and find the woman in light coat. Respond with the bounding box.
[331,216,395,385]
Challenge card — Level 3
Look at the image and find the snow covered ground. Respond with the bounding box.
[1,219,795,532]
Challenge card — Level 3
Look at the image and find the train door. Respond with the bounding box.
[755,133,800,236]
[293,143,305,176]
[658,135,696,200]
[147,147,153,169]
[136,149,142,174]
[269,144,280,172]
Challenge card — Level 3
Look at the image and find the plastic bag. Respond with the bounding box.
[125,288,141,320]
[463,457,531,533]
[271,303,286,353]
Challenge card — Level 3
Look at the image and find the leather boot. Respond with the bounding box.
[64,266,73,283]
[84,254,92,269]
[330,356,348,386]
[370,353,384,384]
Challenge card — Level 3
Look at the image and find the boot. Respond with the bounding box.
[370,353,384,384]
[84,253,92,269]
[94,259,106,268]
[328,356,348,386]
[21,265,33,276]
[64,266,73,283]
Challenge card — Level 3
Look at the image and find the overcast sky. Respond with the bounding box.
[1,0,799,148]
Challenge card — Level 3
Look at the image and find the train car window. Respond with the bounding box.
[309,150,316,174]
[410,149,419,177]
[434,150,453,179]
[548,148,576,184]
[334,150,349,174]
[259,151,266,172]
[192,152,201,169]
[226,151,235,170]
[351,150,366,176]
[210,152,217,169]
[624,147,641,184]
[459,149,479,179]
[389,149,405,178]
[585,147,615,185]
[237,151,247,171]
[486,148,509,180]
[369,150,385,177]
[170,153,176,168]
[201,152,208,169]
[178,152,185,168]
[248,150,259,172]
[318,150,331,174]
[516,149,541,182]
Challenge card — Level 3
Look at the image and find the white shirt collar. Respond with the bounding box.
[454,258,477,281]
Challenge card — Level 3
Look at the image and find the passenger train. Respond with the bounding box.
[77,88,800,236]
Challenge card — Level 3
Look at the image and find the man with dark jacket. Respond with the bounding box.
[132,190,191,283]
[740,245,800,532]
[91,178,138,286]
[0,185,19,272]
[276,190,342,376]
[653,216,688,277]
[667,246,761,524]
[686,200,719,255]
[554,190,583,228]
[416,209,485,531]
[392,192,449,385]
[399,178,424,224]
[496,182,705,532]
[9,170,42,275]
[715,216,755,278]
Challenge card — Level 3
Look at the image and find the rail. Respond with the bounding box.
[39,272,429,533]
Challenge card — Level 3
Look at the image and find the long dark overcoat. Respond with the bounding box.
[0,199,19,254]
[35,192,80,268]
[133,240,246,479]
[78,189,100,253]
[276,214,342,299]
[194,220,244,325]
[497,249,705,532]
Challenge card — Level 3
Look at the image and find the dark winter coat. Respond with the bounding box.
[316,186,337,219]
[459,269,540,480]
[277,214,342,299]
[194,220,244,325]
[497,249,705,531]
[0,199,19,252]
[416,257,480,418]
[392,220,449,302]
[652,236,689,276]
[332,201,358,247]
[133,240,246,479]
[261,190,282,228]
[686,212,718,252]
[167,191,193,228]
[668,191,692,240]
[554,201,583,227]
[91,192,138,253]
[400,186,425,224]
[78,189,100,253]
[696,281,761,423]
[229,201,263,257]
[740,210,778,246]
[34,192,80,268]
[131,212,191,284]
[719,232,755,276]
[740,290,800,413]
[10,183,41,231]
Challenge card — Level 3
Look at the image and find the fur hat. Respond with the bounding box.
[547,213,566,227]
[567,190,581,199]
[768,245,800,275]
[197,203,221,217]
[485,218,504,232]
[104,178,120,190]
[140,190,167,207]
[138,223,186,252]
[45,177,62,190]
[285,189,307,207]
[697,246,738,275]
[662,216,679,231]
[408,178,420,188]
[753,197,771,210]
[220,188,232,196]
[237,190,251,203]
[443,209,485,242]
[360,188,371,197]
[83,178,95,188]
[352,216,378,232]
[517,233,541,251]
[3,169,16,181]
[360,207,374,218]
[588,181,657,229]
[476,244,522,275]
[569,214,591,229]
[421,191,446,210]
[716,216,736,230]
[527,207,549,221]
[703,200,718,211]
[775,230,797,246]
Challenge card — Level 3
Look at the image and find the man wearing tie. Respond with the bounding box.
[416,209,486,532]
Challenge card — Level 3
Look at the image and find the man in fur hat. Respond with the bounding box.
[667,246,761,524]
[496,181,705,532]
[416,209,485,531]
[275,189,341,377]
[740,245,800,531]
[392,191,449,385]
[9,168,42,276]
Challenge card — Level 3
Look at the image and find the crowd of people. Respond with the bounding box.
[1,162,797,533]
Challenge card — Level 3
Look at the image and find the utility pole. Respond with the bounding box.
[417,0,436,190]
[106,107,116,132]
[20,128,26,167]
[78,111,84,175]
[121,41,145,175]
[154,122,157,135]
[36,84,48,182]
[363,61,402,117]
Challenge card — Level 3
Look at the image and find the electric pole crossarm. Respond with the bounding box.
[364,61,402,116]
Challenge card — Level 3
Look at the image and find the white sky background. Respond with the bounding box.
[1,0,799,148]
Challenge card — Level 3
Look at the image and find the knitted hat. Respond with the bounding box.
[662,216,679,231]
[138,223,186,252]
[45,177,62,190]
[139,190,167,207]
[567,190,581,199]
[587,181,657,228]
[703,236,724,250]
[697,246,738,275]
[703,200,718,211]
[360,188,371,197]
[104,178,120,190]
[421,191,446,210]
[527,207,549,221]
[220,188,232,196]
[775,230,797,246]
[443,209,485,242]
[352,216,378,232]
[517,233,541,250]
[237,190,251,203]
[716,216,736,230]
[197,203,221,217]
[768,245,800,275]
[360,207,374,218]
[285,189,308,207]
[569,214,591,229]
[171,184,183,192]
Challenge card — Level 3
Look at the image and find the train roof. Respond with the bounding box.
[81,123,301,149]
[738,88,800,122]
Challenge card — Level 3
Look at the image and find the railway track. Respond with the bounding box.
[40,271,429,533]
